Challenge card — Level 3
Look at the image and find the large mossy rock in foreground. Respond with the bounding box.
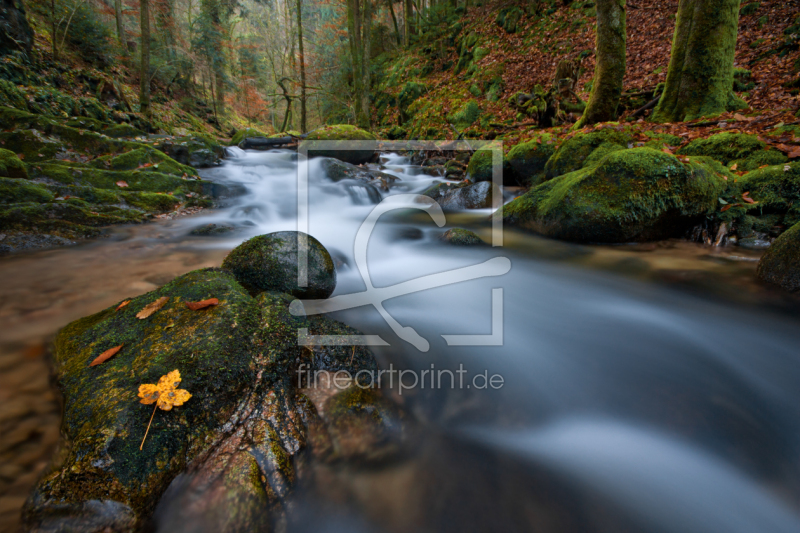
[222,231,337,299]
[302,125,377,165]
[25,261,378,531]
[500,148,727,243]
[757,222,800,292]
[25,269,260,529]
[543,127,631,180]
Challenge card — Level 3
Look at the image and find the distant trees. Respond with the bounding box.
[347,0,373,128]
[574,0,626,128]
[652,0,746,122]
[140,0,151,115]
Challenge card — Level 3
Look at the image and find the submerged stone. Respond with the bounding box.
[222,231,336,299]
[440,228,485,245]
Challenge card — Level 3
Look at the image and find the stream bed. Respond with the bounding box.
[1,149,800,532]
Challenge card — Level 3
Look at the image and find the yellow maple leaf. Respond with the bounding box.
[138,369,191,410]
[138,369,191,450]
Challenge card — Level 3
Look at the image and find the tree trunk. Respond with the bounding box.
[403,0,412,46]
[651,0,745,123]
[388,0,401,46]
[574,0,626,128]
[140,0,151,116]
[296,0,307,132]
[51,0,57,60]
[359,0,371,129]
[347,0,364,122]
[114,0,125,47]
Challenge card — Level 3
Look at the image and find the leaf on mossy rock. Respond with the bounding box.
[116,299,131,311]
[138,369,191,410]
[89,345,123,367]
[185,298,219,311]
[116,180,128,188]
[136,296,169,319]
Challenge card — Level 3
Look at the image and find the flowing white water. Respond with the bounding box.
[150,150,800,531]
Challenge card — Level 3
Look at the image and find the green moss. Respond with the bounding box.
[104,124,146,138]
[28,269,261,521]
[0,201,145,238]
[440,228,485,245]
[303,125,377,165]
[447,100,481,129]
[0,148,27,178]
[32,163,203,194]
[121,191,180,213]
[677,132,767,165]
[0,80,27,110]
[757,221,800,292]
[739,162,800,226]
[231,128,268,145]
[504,135,556,186]
[306,124,377,142]
[65,117,108,132]
[730,150,788,172]
[221,232,336,299]
[466,141,502,182]
[544,127,632,179]
[90,147,197,177]
[501,147,727,242]
[0,177,54,203]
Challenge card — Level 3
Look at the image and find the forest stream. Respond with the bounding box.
[2,149,800,532]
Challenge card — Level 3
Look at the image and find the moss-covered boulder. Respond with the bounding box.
[222,232,336,299]
[230,127,269,146]
[504,137,556,186]
[155,136,223,168]
[23,266,380,531]
[0,147,27,178]
[303,125,377,165]
[440,228,485,245]
[0,177,54,203]
[23,269,260,529]
[677,132,787,171]
[90,147,197,177]
[466,142,503,183]
[501,148,727,243]
[103,124,146,138]
[739,162,800,227]
[543,127,631,180]
[757,222,800,292]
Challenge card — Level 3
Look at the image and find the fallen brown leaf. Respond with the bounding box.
[90,345,123,367]
[116,299,131,311]
[116,181,129,188]
[185,298,219,311]
[788,148,800,159]
[136,297,169,319]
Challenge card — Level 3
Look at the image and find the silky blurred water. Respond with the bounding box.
[1,149,799,532]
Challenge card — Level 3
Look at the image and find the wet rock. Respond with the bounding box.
[188,223,236,237]
[303,125,377,165]
[23,268,379,532]
[423,180,499,210]
[230,128,268,146]
[501,148,726,243]
[319,158,399,192]
[0,148,27,178]
[757,221,800,292]
[156,137,224,168]
[440,228,485,245]
[0,231,75,254]
[221,231,336,299]
[738,235,772,250]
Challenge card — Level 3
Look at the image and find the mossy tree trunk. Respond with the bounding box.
[651,0,746,123]
[296,0,307,132]
[403,0,413,45]
[347,0,371,128]
[574,0,626,128]
[140,0,151,116]
[114,0,125,47]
